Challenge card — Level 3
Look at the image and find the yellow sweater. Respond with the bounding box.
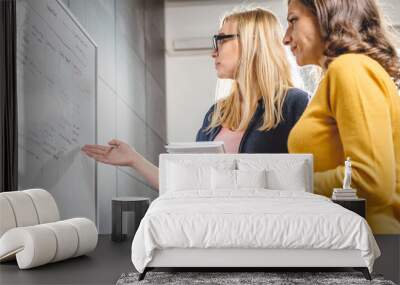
[288,54,400,234]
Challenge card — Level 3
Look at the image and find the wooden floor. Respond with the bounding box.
[0,235,133,285]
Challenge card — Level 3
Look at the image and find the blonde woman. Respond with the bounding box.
[82,8,309,191]
[284,0,400,233]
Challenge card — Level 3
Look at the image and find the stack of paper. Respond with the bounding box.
[332,188,358,200]
[165,141,225,153]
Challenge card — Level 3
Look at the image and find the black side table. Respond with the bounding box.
[332,198,366,218]
[112,197,150,242]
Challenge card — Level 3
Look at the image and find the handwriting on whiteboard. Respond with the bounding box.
[17,0,95,165]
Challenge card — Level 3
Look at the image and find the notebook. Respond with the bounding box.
[165,141,225,153]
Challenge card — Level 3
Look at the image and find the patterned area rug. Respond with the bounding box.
[116,271,396,285]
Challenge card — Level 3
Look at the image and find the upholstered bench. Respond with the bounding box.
[0,189,98,269]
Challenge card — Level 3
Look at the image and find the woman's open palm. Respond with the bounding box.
[81,139,137,166]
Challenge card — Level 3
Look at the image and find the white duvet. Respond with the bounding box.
[131,190,380,273]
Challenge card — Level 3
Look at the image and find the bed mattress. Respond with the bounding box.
[131,190,380,273]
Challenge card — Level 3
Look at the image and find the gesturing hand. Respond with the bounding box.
[81,139,139,167]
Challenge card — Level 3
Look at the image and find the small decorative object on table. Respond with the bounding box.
[332,157,358,200]
[112,197,150,242]
[332,157,366,218]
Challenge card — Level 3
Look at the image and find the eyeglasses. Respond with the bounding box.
[212,34,239,52]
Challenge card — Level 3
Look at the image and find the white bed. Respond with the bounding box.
[131,154,380,281]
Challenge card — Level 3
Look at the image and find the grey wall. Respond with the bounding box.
[61,0,165,234]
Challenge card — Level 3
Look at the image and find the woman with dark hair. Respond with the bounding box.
[284,0,400,234]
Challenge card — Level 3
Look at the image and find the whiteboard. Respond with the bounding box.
[16,0,97,222]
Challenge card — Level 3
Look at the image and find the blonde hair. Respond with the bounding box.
[207,7,294,132]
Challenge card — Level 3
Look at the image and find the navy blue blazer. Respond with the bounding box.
[195,88,309,153]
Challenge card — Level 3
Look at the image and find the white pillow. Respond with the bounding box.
[211,168,267,190]
[237,159,307,191]
[166,159,236,192]
[211,168,236,190]
[167,162,211,191]
[236,169,267,189]
[266,167,306,191]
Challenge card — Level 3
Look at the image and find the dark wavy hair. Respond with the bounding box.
[289,0,400,87]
